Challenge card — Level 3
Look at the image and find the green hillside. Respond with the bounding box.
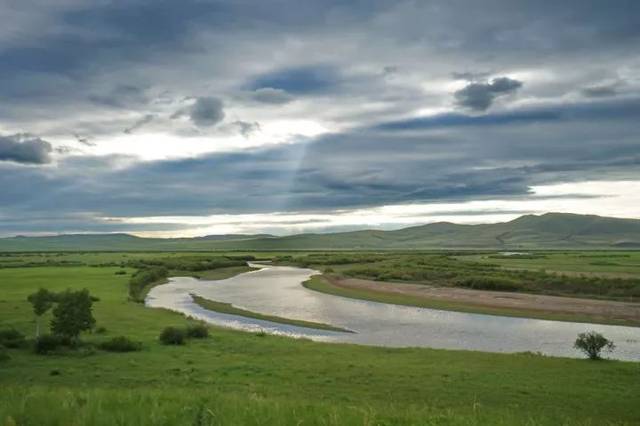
[2,213,640,251]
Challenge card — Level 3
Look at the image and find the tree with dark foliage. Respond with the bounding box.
[27,288,55,337]
[574,331,615,360]
[50,289,97,341]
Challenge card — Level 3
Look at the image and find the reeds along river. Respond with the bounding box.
[146,263,640,361]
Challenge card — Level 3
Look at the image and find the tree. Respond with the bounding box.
[27,288,55,338]
[574,331,615,360]
[50,289,96,342]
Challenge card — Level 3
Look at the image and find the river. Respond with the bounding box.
[146,263,640,360]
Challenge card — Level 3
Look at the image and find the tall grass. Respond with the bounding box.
[0,387,604,426]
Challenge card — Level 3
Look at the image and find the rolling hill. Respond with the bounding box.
[1,213,639,251]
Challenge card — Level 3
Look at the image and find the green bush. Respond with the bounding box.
[0,329,26,349]
[455,277,521,291]
[99,336,142,352]
[574,331,615,360]
[34,335,65,355]
[185,324,209,339]
[159,327,186,345]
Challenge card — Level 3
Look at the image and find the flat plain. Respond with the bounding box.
[1,251,640,425]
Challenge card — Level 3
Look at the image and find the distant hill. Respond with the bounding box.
[1,213,640,251]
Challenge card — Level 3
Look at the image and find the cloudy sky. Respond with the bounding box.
[1,0,639,237]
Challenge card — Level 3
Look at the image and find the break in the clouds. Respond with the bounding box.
[0,0,639,235]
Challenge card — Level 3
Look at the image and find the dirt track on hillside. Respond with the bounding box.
[327,276,640,325]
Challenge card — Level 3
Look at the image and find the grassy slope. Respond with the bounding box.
[191,294,350,332]
[303,276,640,327]
[3,213,640,251]
[1,265,640,424]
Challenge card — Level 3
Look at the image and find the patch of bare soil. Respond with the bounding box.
[328,277,640,324]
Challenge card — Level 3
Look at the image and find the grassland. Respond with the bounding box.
[284,252,640,300]
[1,252,640,424]
[458,251,640,278]
[190,294,351,332]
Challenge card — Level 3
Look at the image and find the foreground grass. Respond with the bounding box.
[191,294,351,332]
[2,387,620,426]
[1,264,640,425]
[303,276,640,327]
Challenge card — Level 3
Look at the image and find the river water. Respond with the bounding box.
[146,263,640,360]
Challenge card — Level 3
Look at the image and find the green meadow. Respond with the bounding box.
[458,251,640,277]
[1,253,640,425]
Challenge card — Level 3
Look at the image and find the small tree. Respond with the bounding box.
[50,289,96,342]
[27,288,55,338]
[574,331,615,360]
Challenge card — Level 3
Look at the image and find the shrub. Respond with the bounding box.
[0,329,26,348]
[455,277,521,292]
[115,270,127,275]
[99,336,142,352]
[159,327,186,345]
[95,326,108,334]
[574,331,615,360]
[34,335,64,355]
[185,324,209,339]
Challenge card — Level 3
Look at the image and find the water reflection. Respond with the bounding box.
[146,264,640,361]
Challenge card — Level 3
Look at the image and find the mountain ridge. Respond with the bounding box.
[1,213,639,251]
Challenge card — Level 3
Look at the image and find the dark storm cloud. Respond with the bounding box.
[189,97,225,127]
[454,77,523,111]
[0,134,53,164]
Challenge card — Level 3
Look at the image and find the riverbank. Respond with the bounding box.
[304,275,640,327]
[190,293,351,332]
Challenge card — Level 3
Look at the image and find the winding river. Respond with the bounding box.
[146,263,640,360]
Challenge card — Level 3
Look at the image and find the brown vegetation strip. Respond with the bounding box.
[327,276,640,326]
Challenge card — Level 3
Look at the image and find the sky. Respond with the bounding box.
[0,0,639,237]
